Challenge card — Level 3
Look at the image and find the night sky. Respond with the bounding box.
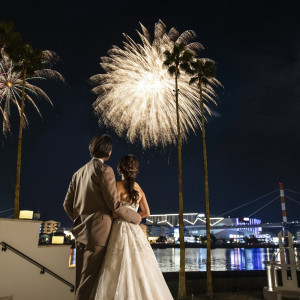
[1,0,300,227]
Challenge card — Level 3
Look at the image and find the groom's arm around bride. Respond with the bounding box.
[98,162,141,224]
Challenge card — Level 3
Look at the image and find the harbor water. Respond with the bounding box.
[70,247,291,272]
[153,247,276,272]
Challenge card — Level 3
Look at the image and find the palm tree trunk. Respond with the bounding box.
[13,66,26,219]
[176,67,186,299]
[199,79,213,296]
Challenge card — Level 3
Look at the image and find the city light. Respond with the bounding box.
[52,236,64,244]
[19,210,33,219]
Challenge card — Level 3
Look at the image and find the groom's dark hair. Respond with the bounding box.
[89,134,112,158]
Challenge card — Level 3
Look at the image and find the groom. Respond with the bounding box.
[63,134,141,300]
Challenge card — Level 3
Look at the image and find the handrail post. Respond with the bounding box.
[266,264,273,291]
[2,242,7,252]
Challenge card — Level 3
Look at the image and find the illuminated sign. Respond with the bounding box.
[52,236,64,244]
[19,210,34,219]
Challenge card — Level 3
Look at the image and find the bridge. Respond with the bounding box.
[189,222,300,230]
[146,185,300,234]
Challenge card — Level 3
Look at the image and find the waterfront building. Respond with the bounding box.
[296,230,300,242]
[146,213,262,239]
[41,220,59,234]
[148,225,174,237]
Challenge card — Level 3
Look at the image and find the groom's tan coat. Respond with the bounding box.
[63,158,140,246]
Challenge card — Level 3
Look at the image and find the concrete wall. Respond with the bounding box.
[0,218,75,300]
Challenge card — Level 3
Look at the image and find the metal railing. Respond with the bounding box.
[1,241,74,292]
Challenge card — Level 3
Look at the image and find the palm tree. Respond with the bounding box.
[186,58,217,296]
[0,44,64,219]
[163,42,193,299]
[0,21,21,59]
[0,24,64,218]
[12,44,44,219]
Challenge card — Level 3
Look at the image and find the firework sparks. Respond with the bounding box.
[0,50,64,134]
[90,20,219,148]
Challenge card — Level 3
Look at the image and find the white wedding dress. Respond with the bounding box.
[94,202,174,300]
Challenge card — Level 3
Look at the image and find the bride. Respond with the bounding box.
[94,154,174,300]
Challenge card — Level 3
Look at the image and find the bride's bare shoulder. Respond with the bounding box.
[134,182,143,192]
[116,180,125,189]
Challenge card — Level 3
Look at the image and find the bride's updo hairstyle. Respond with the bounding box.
[117,155,139,204]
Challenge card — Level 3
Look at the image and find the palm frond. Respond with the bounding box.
[186,42,204,53]
[176,30,197,44]
[42,50,61,67]
[189,77,198,85]
[138,22,151,43]
[201,77,210,86]
[168,27,179,41]
[180,62,193,75]
[163,49,171,58]
[168,65,176,76]
[0,21,22,60]
[34,69,65,83]
[154,20,166,40]
[181,50,193,62]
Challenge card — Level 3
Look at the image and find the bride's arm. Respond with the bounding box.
[138,189,150,218]
[112,181,122,219]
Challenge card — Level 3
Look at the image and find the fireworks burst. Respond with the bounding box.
[90,20,219,148]
[0,50,64,134]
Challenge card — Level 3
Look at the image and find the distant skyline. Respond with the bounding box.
[0,0,300,226]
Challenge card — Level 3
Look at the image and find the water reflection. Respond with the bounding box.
[153,248,279,272]
[70,247,291,272]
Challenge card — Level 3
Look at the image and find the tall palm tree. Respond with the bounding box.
[12,44,44,219]
[0,21,21,59]
[186,58,217,297]
[163,42,193,299]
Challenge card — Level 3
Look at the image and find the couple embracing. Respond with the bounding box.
[63,134,173,300]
